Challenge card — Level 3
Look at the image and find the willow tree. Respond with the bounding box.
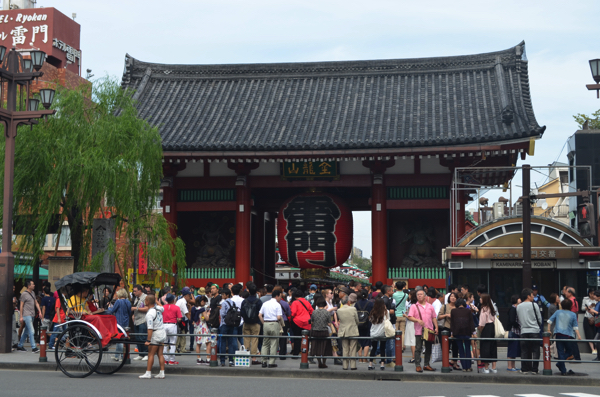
[0,77,186,275]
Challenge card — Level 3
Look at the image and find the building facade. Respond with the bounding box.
[121,42,545,288]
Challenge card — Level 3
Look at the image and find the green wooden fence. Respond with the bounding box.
[185,268,236,279]
[387,267,447,279]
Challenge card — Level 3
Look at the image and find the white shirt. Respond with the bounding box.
[146,306,164,331]
[231,295,245,326]
[176,297,189,318]
[432,299,442,316]
[444,293,451,304]
[259,298,282,321]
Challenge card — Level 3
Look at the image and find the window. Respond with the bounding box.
[52,226,71,248]
[559,171,568,185]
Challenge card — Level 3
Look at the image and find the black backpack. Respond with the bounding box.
[224,300,242,327]
[241,299,260,324]
[207,308,220,329]
[356,301,370,329]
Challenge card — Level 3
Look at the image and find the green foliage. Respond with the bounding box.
[352,255,372,272]
[0,76,185,274]
[573,109,600,129]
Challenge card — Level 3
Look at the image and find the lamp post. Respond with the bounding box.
[586,59,600,98]
[0,47,55,353]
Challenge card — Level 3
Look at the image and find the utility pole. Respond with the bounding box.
[522,164,532,290]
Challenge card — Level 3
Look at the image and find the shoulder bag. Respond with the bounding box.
[383,312,395,338]
[416,304,436,342]
[437,304,446,329]
[298,299,312,325]
[532,302,542,330]
[493,315,506,338]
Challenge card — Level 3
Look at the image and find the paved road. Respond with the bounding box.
[2,369,599,397]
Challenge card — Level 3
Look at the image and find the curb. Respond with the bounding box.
[1,362,598,386]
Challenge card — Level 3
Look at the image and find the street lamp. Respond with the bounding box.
[0,47,56,354]
[587,59,600,98]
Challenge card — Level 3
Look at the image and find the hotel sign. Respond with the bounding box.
[281,161,339,181]
[491,260,556,269]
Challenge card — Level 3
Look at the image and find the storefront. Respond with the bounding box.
[444,216,599,322]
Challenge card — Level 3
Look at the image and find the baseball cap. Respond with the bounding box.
[181,287,192,296]
[166,293,175,303]
[310,284,317,291]
[532,285,538,290]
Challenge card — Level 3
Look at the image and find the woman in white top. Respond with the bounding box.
[368,299,389,371]
[404,291,417,363]
[139,295,167,379]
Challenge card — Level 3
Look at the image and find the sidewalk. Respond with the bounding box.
[1,343,598,386]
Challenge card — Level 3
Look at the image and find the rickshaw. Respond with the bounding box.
[54,272,136,378]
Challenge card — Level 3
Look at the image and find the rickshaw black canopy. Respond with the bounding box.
[55,272,121,290]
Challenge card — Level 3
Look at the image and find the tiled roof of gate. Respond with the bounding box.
[121,41,545,152]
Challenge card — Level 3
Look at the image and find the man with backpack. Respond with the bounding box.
[241,282,263,364]
[355,290,374,362]
[393,281,408,351]
[219,288,240,366]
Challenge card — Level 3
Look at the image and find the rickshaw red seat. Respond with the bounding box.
[81,314,124,347]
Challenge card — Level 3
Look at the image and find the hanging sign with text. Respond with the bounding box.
[281,161,339,181]
[138,243,148,275]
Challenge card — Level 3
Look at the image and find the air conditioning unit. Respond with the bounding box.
[514,202,522,216]
[588,261,600,269]
[493,202,505,219]
[448,261,464,269]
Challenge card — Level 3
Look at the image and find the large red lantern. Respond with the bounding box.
[277,193,353,269]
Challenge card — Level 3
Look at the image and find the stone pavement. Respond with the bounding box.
[1,341,599,385]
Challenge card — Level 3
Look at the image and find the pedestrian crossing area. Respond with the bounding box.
[420,393,600,397]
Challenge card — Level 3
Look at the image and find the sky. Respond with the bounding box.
[35,0,600,258]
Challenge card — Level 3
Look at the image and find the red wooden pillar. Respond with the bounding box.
[235,176,252,284]
[371,175,387,284]
[363,159,394,285]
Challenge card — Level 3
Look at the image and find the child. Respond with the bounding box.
[191,295,211,365]
[140,295,167,379]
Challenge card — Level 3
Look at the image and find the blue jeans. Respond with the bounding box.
[236,325,244,347]
[134,323,148,357]
[219,324,238,363]
[48,323,65,349]
[18,316,36,349]
[555,334,574,374]
[455,335,472,369]
[385,337,395,364]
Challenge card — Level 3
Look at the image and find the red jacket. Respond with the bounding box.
[291,298,313,330]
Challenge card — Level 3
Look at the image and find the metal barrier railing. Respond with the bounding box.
[440,330,599,375]
[39,325,598,374]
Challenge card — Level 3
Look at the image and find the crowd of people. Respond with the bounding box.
[11,278,600,379]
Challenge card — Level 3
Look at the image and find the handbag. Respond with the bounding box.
[384,316,395,338]
[493,316,506,338]
[234,345,251,367]
[431,337,442,363]
[416,303,436,342]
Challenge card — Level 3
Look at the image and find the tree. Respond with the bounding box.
[573,109,600,129]
[0,77,185,275]
[353,255,372,272]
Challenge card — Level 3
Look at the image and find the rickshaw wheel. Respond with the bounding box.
[94,339,127,375]
[55,323,102,378]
